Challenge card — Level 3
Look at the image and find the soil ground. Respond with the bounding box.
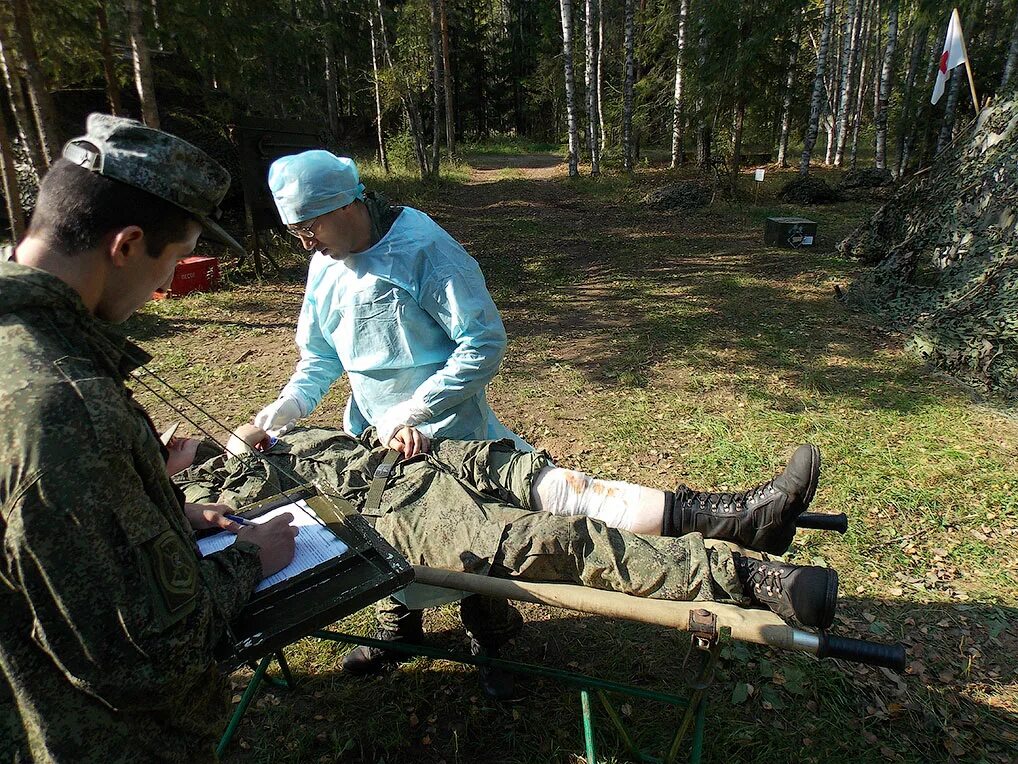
[132,153,1017,764]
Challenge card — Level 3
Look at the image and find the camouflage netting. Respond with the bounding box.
[642,181,711,211]
[777,176,840,204]
[841,91,1018,401]
[839,168,892,189]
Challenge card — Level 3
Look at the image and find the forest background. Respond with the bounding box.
[3,0,1018,224]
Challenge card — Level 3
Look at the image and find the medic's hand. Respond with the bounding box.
[237,513,299,577]
[165,436,201,476]
[253,396,303,437]
[184,502,243,532]
[388,425,430,458]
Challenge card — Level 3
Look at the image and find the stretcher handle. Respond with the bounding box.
[795,512,848,533]
[818,632,906,670]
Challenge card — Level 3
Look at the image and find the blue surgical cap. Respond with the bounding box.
[267,150,366,225]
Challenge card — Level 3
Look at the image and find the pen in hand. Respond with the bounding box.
[224,513,254,527]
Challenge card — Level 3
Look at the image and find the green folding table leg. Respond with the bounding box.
[580,689,598,764]
[218,651,296,755]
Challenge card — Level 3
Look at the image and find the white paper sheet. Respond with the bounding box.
[197,500,349,593]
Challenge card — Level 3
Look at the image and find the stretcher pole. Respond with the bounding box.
[412,566,906,670]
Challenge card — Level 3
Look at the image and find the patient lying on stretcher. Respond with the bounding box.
[176,423,839,631]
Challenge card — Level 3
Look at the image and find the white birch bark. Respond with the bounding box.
[585,0,600,175]
[800,0,836,175]
[621,0,636,172]
[834,0,861,165]
[368,14,388,172]
[669,0,689,168]
[776,11,803,168]
[874,0,897,170]
[558,0,580,176]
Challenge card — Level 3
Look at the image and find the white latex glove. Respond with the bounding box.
[253,396,303,437]
[375,400,433,447]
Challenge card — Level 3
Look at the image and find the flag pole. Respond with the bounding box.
[955,8,980,115]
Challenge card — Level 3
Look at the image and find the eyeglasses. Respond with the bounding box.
[285,216,320,240]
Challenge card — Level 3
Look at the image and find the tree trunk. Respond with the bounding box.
[0,99,24,241]
[597,4,606,150]
[800,0,836,176]
[936,70,963,155]
[429,0,442,178]
[8,0,60,163]
[97,2,122,116]
[776,12,802,168]
[1001,6,1018,88]
[125,0,160,128]
[368,14,388,172]
[896,24,927,176]
[695,10,709,170]
[621,0,636,172]
[834,0,861,165]
[669,0,688,168]
[731,99,745,183]
[558,0,579,177]
[874,0,897,170]
[321,0,340,140]
[584,0,600,176]
[823,29,839,167]
[377,0,429,177]
[0,37,44,177]
[849,0,874,168]
[871,0,881,123]
[440,0,454,155]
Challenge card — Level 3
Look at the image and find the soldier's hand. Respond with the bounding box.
[184,502,243,532]
[237,513,299,577]
[388,425,430,458]
[165,436,200,476]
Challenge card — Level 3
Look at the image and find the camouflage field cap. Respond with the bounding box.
[62,113,244,254]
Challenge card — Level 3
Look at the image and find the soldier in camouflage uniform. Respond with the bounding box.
[178,425,840,666]
[0,115,298,763]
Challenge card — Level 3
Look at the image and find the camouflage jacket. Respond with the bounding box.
[0,260,262,762]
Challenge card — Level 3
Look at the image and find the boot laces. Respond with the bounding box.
[679,479,779,514]
[739,558,785,597]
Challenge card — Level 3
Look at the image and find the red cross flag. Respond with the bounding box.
[932,8,968,104]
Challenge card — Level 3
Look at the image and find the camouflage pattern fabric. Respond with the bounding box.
[178,429,745,607]
[841,89,1018,400]
[363,190,402,245]
[0,261,263,763]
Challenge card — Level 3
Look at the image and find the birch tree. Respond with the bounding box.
[558,0,580,177]
[621,0,636,172]
[874,0,897,170]
[584,0,600,175]
[439,0,454,155]
[897,23,928,176]
[597,6,606,150]
[776,11,803,168]
[125,0,160,128]
[669,0,689,169]
[834,0,861,165]
[368,13,388,172]
[800,0,836,176]
[429,0,442,178]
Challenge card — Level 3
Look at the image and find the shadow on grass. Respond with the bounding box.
[221,597,1016,764]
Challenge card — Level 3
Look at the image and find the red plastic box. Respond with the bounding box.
[154,256,220,299]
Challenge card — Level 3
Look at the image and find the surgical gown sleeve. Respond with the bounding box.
[280,285,345,417]
[411,258,507,417]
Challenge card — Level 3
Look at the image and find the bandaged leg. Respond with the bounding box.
[530,467,665,535]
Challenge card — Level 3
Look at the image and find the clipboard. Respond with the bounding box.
[208,485,414,667]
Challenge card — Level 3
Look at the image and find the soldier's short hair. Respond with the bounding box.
[26,158,197,256]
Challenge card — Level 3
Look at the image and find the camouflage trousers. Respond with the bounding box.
[179,430,745,640]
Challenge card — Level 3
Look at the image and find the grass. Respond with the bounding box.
[129,151,1017,764]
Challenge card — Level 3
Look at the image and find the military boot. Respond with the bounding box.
[663,444,820,555]
[342,606,425,675]
[734,553,838,629]
[469,639,517,702]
